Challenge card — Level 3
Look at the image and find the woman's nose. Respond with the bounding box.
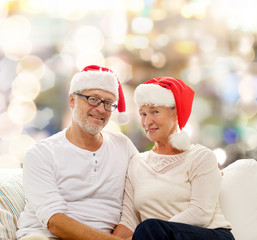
[144,115,153,126]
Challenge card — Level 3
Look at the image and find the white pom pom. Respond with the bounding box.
[169,130,191,151]
[20,234,49,240]
[117,112,129,125]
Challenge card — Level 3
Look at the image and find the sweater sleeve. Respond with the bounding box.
[169,148,222,227]
[23,144,68,227]
[119,164,141,232]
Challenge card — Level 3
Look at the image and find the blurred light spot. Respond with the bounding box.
[181,4,193,18]
[73,26,104,52]
[40,67,56,92]
[173,41,197,55]
[0,154,20,168]
[192,98,212,122]
[212,0,257,32]
[105,57,132,84]
[152,8,167,21]
[45,54,74,77]
[0,57,17,91]
[11,72,41,101]
[201,124,223,148]
[131,36,149,49]
[0,1,8,18]
[72,0,125,11]
[238,35,254,55]
[8,99,37,124]
[17,55,45,79]
[0,112,23,140]
[181,2,207,19]
[30,107,54,130]
[100,13,128,44]
[0,15,31,42]
[213,148,227,166]
[0,94,6,112]
[153,34,170,49]
[236,98,257,119]
[186,56,202,84]
[199,35,216,53]
[132,17,153,34]
[3,38,32,61]
[238,76,256,102]
[126,0,144,12]
[19,0,44,14]
[75,51,105,70]
[50,0,86,21]
[140,47,154,61]
[1,15,32,60]
[241,127,257,151]
[151,52,166,68]
[8,134,35,164]
[223,128,238,144]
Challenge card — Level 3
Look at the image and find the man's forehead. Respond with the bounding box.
[81,89,115,100]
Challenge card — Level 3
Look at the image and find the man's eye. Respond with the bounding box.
[90,97,98,102]
[105,102,112,107]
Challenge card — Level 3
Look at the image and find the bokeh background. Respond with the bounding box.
[0,0,256,169]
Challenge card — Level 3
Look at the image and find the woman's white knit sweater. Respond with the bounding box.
[119,144,231,231]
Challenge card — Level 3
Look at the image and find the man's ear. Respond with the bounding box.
[69,94,75,109]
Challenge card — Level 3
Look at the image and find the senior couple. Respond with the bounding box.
[17,65,235,240]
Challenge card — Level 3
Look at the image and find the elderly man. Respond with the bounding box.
[17,65,138,240]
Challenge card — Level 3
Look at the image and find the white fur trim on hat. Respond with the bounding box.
[169,130,191,151]
[134,83,175,107]
[69,71,119,100]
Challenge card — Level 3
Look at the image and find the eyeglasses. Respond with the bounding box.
[74,93,117,112]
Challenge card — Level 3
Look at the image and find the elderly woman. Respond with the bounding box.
[113,77,235,240]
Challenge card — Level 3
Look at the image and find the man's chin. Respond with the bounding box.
[83,124,105,135]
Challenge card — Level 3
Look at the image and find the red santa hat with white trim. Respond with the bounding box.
[69,65,128,125]
[134,77,195,150]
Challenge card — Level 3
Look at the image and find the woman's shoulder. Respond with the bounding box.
[188,144,217,166]
[189,144,215,155]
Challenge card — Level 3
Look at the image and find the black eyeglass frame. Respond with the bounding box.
[74,93,117,112]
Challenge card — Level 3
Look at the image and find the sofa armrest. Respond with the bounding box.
[220,159,257,240]
[0,168,25,240]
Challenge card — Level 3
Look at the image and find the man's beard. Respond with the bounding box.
[72,104,107,135]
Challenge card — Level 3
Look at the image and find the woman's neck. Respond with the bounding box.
[153,141,184,155]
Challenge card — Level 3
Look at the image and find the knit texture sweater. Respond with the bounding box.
[119,144,232,231]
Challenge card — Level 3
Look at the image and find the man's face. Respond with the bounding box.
[70,89,116,135]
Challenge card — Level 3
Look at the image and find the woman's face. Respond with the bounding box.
[139,105,178,143]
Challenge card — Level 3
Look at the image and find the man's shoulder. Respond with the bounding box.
[29,129,66,152]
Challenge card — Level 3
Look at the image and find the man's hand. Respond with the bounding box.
[48,213,127,240]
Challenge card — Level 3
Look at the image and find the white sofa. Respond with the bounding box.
[1,159,257,240]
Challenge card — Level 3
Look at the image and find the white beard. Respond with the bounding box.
[72,103,106,135]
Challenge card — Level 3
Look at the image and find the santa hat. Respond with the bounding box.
[69,65,128,125]
[134,77,195,150]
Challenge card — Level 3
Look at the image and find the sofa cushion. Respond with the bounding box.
[220,159,257,240]
[0,168,25,240]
